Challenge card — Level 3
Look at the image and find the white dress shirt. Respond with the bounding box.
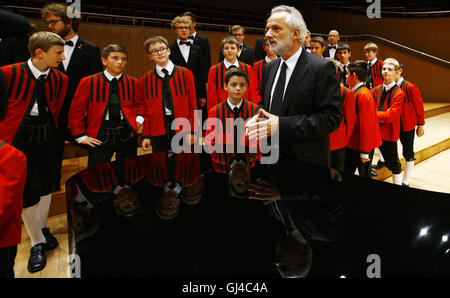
[27,59,50,116]
[368,57,378,67]
[223,58,240,69]
[383,81,396,92]
[269,46,303,110]
[227,98,243,110]
[328,45,337,59]
[62,34,79,71]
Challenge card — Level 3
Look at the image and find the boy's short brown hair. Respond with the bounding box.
[221,36,240,49]
[41,2,80,32]
[383,58,401,70]
[102,44,128,59]
[225,67,249,85]
[171,16,192,30]
[231,25,245,34]
[28,31,64,57]
[144,36,168,53]
[310,36,325,47]
[364,42,379,52]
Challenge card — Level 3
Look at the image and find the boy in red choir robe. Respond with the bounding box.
[0,32,68,273]
[395,62,425,187]
[139,36,197,153]
[371,58,405,185]
[364,42,383,89]
[336,43,351,87]
[344,60,382,178]
[69,44,144,167]
[326,58,356,174]
[252,38,277,100]
[207,36,259,112]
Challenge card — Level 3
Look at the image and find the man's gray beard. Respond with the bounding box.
[269,38,293,57]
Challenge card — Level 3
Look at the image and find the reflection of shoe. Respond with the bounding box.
[402,183,410,187]
[370,169,378,177]
[372,161,386,169]
[42,227,59,250]
[28,243,46,273]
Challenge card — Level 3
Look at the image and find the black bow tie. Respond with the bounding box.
[239,44,243,50]
[188,35,194,40]
[329,46,336,49]
[305,46,310,49]
[179,41,191,46]
[65,40,74,46]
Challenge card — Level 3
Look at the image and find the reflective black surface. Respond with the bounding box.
[66,152,450,278]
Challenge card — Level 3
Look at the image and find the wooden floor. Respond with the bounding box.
[14,102,450,278]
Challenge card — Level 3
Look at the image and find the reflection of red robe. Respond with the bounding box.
[79,162,118,193]
[138,66,197,138]
[207,61,259,112]
[347,85,382,153]
[0,140,27,248]
[330,85,356,151]
[368,59,383,88]
[372,85,404,142]
[398,79,425,131]
[205,100,260,174]
[252,59,267,100]
[69,72,143,139]
[145,152,199,188]
[0,62,68,145]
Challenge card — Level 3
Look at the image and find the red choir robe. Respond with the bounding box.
[330,85,357,151]
[398,79,425,131]
[372,84,404,142]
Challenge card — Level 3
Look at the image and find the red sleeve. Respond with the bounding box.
[139,76,151,138]
[343,88,357,143]
[69,76,91,138]
[185,69,197,132]
[246,67,261,104]
[409,83,425,125]
[252,62,262,101]
[358,91,382,153]
[204,106,218,148]
[377,90,403,123]
[0,144,26,244]
[207,66,218,113]
[133,77,146,118]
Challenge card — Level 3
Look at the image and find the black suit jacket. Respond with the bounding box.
[169,41,207,101]
[259,49,343,168]
[191,33,211,84]
[254,37,265,62]
[57,36,102,123]
[322,45,338,60]
[218,43,255,66]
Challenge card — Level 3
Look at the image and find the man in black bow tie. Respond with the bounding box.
[323,30,340,59]
[169,16,207,111]
[41,3,102,191]
[218,25,255,66]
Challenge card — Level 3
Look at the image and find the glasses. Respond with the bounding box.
[233,33,244,37]
[176,26,190,31]
[149,47,168,56]
[46,19,64,26]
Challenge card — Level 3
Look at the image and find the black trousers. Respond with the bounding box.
[379,140,401,174]
[330,147,346,173]
[88,121,137,168]
[344,148,374,178]
[15,116,57,208]
[399,129,415,161]
[0,246,17,278]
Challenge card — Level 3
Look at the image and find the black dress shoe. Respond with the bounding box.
[372,160,386,170]
[28,243,46,273]
[402,183,410,187]
[42,227,59,250]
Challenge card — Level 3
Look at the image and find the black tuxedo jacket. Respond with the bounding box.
[254,37,265,62]
[191,33,211,83]
[259,50,343,168]
[57,36,102,122]
[169,41,207,100]
[218,43,255,66]
[322,45,338,60]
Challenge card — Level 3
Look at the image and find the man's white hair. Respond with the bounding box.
[270,5,308,44]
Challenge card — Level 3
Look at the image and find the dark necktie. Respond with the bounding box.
[161,69,174,136]
[233,107,240,154]
[65,40,74,46]
[162,68,169,78]
[270,62,287,115]
[179,41,191,46]
[378,87,388,111]
[36,74,47,119]
[227,65,237,70]
[109,78,121,121]
[342,65,347,83]
[239,44,243,50]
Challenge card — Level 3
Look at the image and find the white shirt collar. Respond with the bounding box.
[27,59,50,79]
[104,70,123,81]
[224,58,239,69]
[265,56,276,63]
[383,81,396,91]
[352,82,365,92]
[227,98,243,110]
[397,77,404,86]
[280,46,302,71]
[156,60,175,77]
[368,57,378,66]
[191,31,197,39]
[339,61,349,71]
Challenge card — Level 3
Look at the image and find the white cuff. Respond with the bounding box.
[76,135,88,144]
[136,115,144,125]
[360,153,369,159]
